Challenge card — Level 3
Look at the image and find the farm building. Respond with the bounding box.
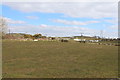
[74,39,86,43]
[60,38,70,42]
[73,38,100,43]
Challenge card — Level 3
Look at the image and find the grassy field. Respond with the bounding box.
[2,40,118,78]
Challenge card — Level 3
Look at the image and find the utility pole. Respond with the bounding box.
[45,34,47,37]
[100,30,103,38]
[80,33,84,36]
[9,29,10,35]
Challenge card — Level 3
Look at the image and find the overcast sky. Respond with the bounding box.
[1,1,118,38]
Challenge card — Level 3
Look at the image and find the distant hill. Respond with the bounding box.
[3,33,28,39]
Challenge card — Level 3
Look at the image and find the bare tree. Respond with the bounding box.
[0,17,8,37]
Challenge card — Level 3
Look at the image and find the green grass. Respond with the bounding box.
[2,40,118,78]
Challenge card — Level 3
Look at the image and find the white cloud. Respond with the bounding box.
[101,24,118,38]
[0,17,26,24]
[2,2,118,38]
[109,25,118,30]
[8,24,118,38]
[3,2,118,19]
[104,19,118,24]
[26,16,39,19]
[40,24,48,27]
[2,0,119,2]
[52,19,99,25]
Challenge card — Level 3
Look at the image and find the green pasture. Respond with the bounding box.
[2,40,118,78]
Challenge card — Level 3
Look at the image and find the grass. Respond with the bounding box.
[2,40,118,78]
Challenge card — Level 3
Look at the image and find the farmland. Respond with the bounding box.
[2,40,118,78]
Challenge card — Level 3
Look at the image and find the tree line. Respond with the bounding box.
[0,17,46,39]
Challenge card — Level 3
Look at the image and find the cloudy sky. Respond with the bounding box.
[1,1,118,38]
